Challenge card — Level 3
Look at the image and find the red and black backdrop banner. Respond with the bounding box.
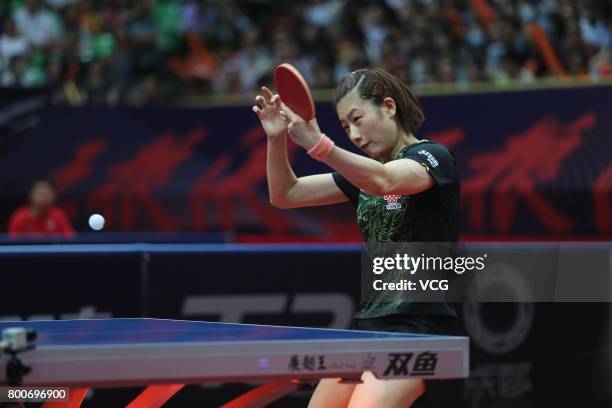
[0,85,610,240]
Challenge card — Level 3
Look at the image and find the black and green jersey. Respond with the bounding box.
[332,140,459,318]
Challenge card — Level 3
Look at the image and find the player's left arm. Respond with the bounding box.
[322,147,434,196]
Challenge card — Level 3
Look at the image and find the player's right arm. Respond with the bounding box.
[253,87,348,208]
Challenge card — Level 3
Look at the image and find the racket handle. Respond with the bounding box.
[307,133,335,161]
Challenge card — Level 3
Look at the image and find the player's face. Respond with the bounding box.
[30,182,56,209]
[337,89,398,161]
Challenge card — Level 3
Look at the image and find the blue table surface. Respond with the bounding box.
[0,318,439,347]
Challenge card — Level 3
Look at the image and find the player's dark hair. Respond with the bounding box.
[335,68,425,134]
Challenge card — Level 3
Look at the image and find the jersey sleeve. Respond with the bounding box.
[401,142,456,187]
[332,172,360,207]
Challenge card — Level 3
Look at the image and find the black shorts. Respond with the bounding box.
[351,314,457,335]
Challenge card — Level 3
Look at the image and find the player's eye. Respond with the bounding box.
[354,116,362,125]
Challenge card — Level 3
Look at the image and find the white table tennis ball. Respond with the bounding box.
[88,213,105,231]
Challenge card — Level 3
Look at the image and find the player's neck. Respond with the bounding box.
[29,205,49,218]
[388,133,419,161]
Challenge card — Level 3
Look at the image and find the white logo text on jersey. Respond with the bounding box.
[417,150,439,168]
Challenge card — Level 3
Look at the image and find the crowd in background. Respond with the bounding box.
[1,0,611,106]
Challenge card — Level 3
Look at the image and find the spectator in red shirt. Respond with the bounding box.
[8,177,75,238]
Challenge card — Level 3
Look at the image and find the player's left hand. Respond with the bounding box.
[280,102,322,150]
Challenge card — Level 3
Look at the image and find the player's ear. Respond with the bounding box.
[382,97,396,119]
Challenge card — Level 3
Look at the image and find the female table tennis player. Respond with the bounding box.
[253,67,459,408]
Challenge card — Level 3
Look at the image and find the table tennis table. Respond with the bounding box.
[0,318,469,407]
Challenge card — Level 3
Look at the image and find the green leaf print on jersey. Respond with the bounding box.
[357,191,412,243]
[356,190,414,316]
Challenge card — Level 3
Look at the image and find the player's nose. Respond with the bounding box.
[348,126,361,145]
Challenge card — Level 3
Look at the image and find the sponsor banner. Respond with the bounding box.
[0,252,142,321]
[146,248,359,328]
[0,85,610,238]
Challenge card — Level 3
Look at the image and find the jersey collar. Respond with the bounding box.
[394,139,429,160]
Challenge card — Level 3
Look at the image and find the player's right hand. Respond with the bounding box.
[253,86,287,140]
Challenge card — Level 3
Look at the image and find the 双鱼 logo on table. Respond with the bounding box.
[382,351,438,377]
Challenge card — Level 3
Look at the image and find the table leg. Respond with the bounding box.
[126,384,185,408]
[42,387,88,408]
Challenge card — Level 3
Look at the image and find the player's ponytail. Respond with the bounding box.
[335,68,425,135]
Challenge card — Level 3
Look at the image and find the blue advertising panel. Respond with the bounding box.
[0,85,610,239]
[0,244,609,406]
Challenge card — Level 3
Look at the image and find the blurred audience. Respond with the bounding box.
[8,177,75,238]
[0,0,610,106]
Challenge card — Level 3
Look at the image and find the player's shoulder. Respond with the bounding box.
[414,140,451,154]
[10,206,30,220]
[402,140,454,162]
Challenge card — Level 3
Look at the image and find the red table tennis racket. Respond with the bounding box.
[273,63,315,121]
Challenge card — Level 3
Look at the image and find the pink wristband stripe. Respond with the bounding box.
[307,133,335,161]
